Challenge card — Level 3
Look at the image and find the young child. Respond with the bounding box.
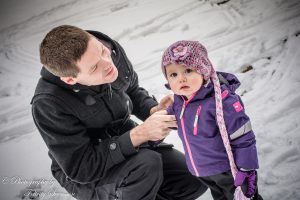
[161,40,263,200]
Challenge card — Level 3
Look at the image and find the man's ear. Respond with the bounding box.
[60,77,77,85]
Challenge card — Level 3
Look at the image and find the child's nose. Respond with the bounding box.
[179,74,187,82]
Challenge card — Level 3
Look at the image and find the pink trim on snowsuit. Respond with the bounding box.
[193,106,202,136]
[180,93,200,176]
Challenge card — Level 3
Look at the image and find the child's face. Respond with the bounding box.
[166,64,204,99]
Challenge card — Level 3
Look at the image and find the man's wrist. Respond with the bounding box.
[130,125,148,147]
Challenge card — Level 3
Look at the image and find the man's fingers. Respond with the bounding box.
[152,112,176,122]
[165,120,177,128]
[153,109,168,115]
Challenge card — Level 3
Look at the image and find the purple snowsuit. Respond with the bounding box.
[167,72,259,177]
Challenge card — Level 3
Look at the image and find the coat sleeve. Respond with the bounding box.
[167,104,175,115]
[32,97,137,184]
[127,70,158,121]
[222,90,259,170]
[115,41,158,121]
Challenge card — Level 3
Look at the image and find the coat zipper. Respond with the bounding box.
[181,114,199,177]
[179,93,199,176]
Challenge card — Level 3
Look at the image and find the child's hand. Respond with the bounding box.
[234,170,257,198]
[150,94,174,114]
[158,94,174,110]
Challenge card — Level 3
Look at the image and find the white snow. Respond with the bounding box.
[0,0,300,199]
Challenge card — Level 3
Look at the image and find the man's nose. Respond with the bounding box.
[102,55,111,63]
[102,57,112,68]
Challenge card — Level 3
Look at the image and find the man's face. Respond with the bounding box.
[72,36,118,86]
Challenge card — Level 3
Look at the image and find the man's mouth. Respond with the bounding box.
[106,66,114,77]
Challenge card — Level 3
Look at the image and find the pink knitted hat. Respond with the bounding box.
[161,40,249,200]
[161,40,213,80]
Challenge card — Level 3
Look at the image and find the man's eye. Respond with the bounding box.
[102,48,106,55]
[92,66,97,72]
[102,48,110,57]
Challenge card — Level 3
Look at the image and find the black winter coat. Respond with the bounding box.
[31,31,158,184]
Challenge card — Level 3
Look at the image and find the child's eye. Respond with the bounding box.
[185,68,193,73]
[169,73,177,78]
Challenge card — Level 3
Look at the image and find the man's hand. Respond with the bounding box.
[150,94,174,115]
[130,110,177,147]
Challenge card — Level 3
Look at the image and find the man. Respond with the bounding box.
[31,25,207,200]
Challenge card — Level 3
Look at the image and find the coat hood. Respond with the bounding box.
[217,71,241,92]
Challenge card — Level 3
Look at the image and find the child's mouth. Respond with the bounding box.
[180,86,189,90]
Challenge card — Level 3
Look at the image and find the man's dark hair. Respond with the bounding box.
[40,25,91,77]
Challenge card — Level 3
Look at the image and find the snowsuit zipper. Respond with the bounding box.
[179,93,200,176]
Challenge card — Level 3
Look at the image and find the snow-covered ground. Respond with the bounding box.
[0,0,300,199]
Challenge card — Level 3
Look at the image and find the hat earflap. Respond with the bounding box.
[164,83,171,90]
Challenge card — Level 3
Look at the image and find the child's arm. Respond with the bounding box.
[221,90,259,170]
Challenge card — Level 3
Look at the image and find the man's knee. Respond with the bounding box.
[111,149,164,200]
[135,149,163,173]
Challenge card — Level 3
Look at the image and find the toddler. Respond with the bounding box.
[161,40,263,200]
